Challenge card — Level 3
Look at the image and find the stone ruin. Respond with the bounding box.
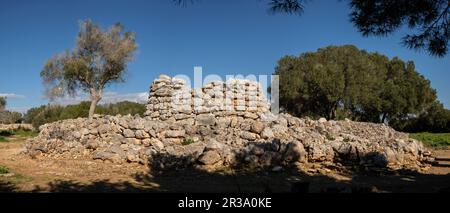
[24,75,434,172]
[144,74,271,121]
[0,124,34,132]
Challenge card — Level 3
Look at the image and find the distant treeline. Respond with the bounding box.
[23,101,146,128]
[391,102,450,133]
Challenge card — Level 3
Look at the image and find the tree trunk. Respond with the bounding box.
[381,112,387,123]
[88,88,102,119]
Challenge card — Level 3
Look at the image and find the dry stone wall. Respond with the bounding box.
[0,123,34,131]
[23,75,434,172]
[145,75,271,121]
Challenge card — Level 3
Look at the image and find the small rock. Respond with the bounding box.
[284,141,307,163]
[251,121,265,134]
[240,131,258,141]
[196,114,217,126]
[198,150,221,165]
[150,139,165,151]
[318,118,327,123]
[135,130,150,139]
[123,129,135,138]
[261,127,274,139]
[165,130,186,138]
[205,138,224,151]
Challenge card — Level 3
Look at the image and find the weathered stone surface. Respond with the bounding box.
[205,138,224,151]
[198,150,221,165]
[135,130,150,139]
[240,131,258,141]
[123,129,135,138]
[196,114,216,126]
[0,123,34,131]
[284,141,307,163]
[23,75,432,172]
[165,130,186,138]
[260,127,274,139]
[150,138,165,151]
[251,121,265,134]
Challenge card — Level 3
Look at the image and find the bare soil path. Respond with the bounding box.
[1,136,449,193]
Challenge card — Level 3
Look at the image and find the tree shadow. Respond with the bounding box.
[0,181,18,192]
[20,142,450,193]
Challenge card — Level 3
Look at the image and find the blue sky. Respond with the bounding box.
[0,0,449,113]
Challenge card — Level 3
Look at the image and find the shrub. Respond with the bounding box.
[182,138,195,146]
[0,130,15,136]
[0,166,10,174]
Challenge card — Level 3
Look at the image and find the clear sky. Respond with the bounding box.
[0,0,449,113]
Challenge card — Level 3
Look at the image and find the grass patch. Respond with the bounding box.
[326,134,335,141]
[13,130,39,137]
[409,132,450,149]
[0,136,8,142]
[0,166,10,174]
[182,138,196,146]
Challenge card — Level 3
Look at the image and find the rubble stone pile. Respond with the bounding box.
[23,75,434,172]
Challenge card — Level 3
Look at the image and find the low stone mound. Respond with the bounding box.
[23,75,434,172]
[0,123,34,132]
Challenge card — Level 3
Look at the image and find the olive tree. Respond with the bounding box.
[41,20,138,119]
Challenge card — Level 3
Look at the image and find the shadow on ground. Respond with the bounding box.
[2,143,450,193]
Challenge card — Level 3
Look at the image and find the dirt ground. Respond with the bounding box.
[1,136,449,193]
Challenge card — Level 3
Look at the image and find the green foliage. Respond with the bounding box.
[0,130,15,136]
[41,20,138,118]
[392,101,450,133]
[274,45,437,125]
[409,133,450,149]
[0,130,38,139]
[0,136,8,142]
[350,0,450,57]
[0,166,9,174]
[24,101,146,128]
[13,130,39,137]
[326,134,335,141]
[182,138,195,146]
[96,101,146,117]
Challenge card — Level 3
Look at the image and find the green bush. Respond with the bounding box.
[0,166,9,174]
[24,101,146,128]
[0,130,15,136]
[182,138,195,146]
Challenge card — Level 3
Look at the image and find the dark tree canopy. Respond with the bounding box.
[173,0,450,57]
[274,45,438,123]
[350,0,450,57]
